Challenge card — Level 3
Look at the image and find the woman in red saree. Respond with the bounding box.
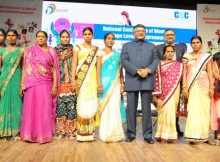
[182,36,213,144]
[153,45,183,143]
[211,52,220,145]
[20,31,60,144]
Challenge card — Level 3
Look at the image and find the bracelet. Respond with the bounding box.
[182,86,187,89]
[53,85,57,88]
[97,84,102,87]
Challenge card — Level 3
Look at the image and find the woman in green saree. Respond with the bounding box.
[0,29,24,141]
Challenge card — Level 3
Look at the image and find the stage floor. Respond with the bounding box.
[0,117,219,162]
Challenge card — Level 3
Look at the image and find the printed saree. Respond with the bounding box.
[75,45,99,141]
[153,61,183,142]
[98,51,126,142]
[0,47,23,137]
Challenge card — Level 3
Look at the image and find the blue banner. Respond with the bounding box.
[94,24,196,43]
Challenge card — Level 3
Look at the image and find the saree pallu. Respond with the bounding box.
[20,44,60,143]
[98,51,126,142]
[0,48,23,137]
[184,53,212,142]
[153,61,183,142]
[76,45,98,141]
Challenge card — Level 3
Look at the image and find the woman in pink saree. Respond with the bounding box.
[20,31,60,143]
[153,45,183,143]
[182,36,213,144]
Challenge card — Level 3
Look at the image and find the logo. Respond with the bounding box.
[46,4,56,14]
[174,11,189,19]
[203,6,209,13]
[202,6,216,13]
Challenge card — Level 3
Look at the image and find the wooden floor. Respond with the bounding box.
[0,117,220,162]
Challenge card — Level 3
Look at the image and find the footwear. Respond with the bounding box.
[144,138,154,144]
[177,131,184,136]
[189,141,196,145]
[126,137,135,142]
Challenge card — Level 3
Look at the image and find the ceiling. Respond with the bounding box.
[45,0,220,10]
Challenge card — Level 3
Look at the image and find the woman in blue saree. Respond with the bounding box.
[97,33,126,142]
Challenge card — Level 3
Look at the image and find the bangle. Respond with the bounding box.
[53,85,57,88]
[209,86,215,90]
[97,84,102,87]
[182,86,187,89]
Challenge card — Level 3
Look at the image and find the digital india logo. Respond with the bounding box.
[46,4,56,14]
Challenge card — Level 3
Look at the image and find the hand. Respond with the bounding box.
[137,69,149,78]
[71,81,76,92]
[157,98,163,109]
[120,84,124,93]
[19,85,24,97]
[182,59,188,64]
[51,86,57,97]
[182,90,189,99]
[152,96,157,103]
[209,89,214,98]
[97,84,103,94]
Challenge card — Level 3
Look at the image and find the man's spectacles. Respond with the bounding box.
[165,34,175,37]
[134,30,146,33]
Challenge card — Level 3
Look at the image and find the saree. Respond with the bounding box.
[20,44,60,143]
[153,61,183,142]
[184,52,212,142]
[98,51,126,142]
[55,44,77,136]
[75,45,98,141]
[0,47,23,137]
[211,60,220,139]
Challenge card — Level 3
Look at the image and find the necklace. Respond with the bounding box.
[190,53,200,61]
[83,43,92,49]
[104,48,113,54]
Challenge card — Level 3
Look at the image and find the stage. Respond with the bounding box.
[0,117,219,162]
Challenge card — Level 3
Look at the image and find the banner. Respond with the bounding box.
[0,0,43,47]
[42,1,196,51]
[197,4,220,54]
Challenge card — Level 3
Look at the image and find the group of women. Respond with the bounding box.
[153,36,220,145]
[1,27,220,146]
[0,27,126,143]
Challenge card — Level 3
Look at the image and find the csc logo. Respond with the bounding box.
[174,11,189,19]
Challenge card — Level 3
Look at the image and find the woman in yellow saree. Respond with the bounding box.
[75,27,99,141]
[153,45,183,143]
[182,36,213,144]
